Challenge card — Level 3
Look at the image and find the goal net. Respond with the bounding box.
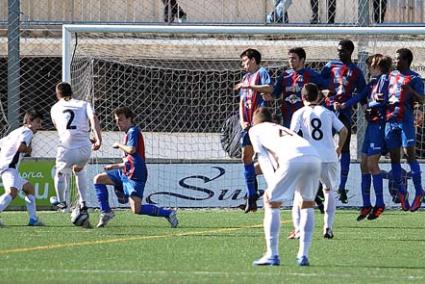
[62,25,425,208]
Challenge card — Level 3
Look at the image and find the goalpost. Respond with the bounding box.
[62,25,425,208]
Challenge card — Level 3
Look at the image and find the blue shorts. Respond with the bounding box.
[240,129,252,147]
[107,169,145,199]
[361,123,385,156]
[385,120,416,149]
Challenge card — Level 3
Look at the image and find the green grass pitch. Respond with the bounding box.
[0,209,424,284]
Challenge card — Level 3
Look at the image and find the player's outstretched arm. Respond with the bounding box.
[90,114,102,151]
[112,142,136,155]
[17,143,32,154]
[336,126,348,157]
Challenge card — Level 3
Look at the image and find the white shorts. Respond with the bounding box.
[56,145,91,174]
[267,155,321,203]
[1,168,28,191]
[320,162,340,191]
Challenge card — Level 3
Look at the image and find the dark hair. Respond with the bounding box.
[23,109,43,124]
[366,54,393,74]
[288,47,306,61]
[396,48,413,66]
[253,107,272,124]
[338,39,355,53]
[113,106,135,121]
[240,48,262,64]
[302,83,319,102]
[56,82,73,98]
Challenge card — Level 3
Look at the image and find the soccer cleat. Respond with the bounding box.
[398,192,410,211]
[297,256,310,266]
[166,210,179,228]
[357,206,372,221]
[410,191,425,212]
[96,211,115,228]
[252,255,280,266]
[244,193,259,213]
[367,206,385,220]
[114,185,128,204]
[287,229,300,240]
[323,228,334,239]
[28,217,45,226]
[337,188,348,204]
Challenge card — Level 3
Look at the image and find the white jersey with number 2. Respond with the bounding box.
[50,98,94,149]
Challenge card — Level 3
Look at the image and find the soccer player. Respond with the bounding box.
[233,48,272,213]
[270,47,328,128]
[291,83,347,239]
[336,54,391,220]
[385,48,424,211]
[250,107,321,267]
[0,110,44,226]
[321,39,367,203]
[93,107,178,228]
[50,82,102,213]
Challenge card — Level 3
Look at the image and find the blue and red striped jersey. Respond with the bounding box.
[345,74,389,123]
[239,66,271,126]
[272,67,327,128]
[321,60,366,118]
[123,125,148,181]
[386,69,424,122]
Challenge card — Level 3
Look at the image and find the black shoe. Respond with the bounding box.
[367,205,385,220]
[323,228,334,239]
[244,194,259,213]
[338,189,348,204]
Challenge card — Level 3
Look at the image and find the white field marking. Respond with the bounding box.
[0,221,291,255]
[0,267,423,281]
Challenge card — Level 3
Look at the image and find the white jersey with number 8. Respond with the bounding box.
[50,98,94,149]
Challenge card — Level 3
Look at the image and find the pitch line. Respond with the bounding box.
[0,220,291,255]
[0,267,423,281]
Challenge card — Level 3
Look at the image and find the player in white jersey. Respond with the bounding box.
[50,82,102,213]
[0,110,44,226]
[291,83,347,239]
[250,107,321,267]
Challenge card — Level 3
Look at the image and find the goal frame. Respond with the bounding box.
[62,24,425,82]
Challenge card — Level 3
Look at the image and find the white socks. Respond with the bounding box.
[25,194,37,220]
[0,193,13,213]
[264,208,281,257]
[74,170,87,205]
[54,173,67,203]
[291,202,300,232]
[298,207,314,258]
[324,190,336,231]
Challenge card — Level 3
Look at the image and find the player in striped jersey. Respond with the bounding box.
[385,48,425,211]
[336,54,392,220]
[321,39,367,204]
[233,48,272,213]
[93,107,178,228]
[291,83,347,239]
[0,110,44,226]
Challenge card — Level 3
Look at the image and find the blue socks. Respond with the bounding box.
[339,152,350,190]
[94,184,111,213]
[244,163,257,197]
[408,161,423,195]
[361,173,371,207]
[372,173,384,207]
[140,204,171,217]
[391,163,406,194]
